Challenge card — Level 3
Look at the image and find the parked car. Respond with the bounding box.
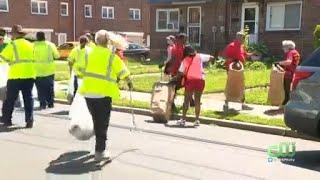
[123,43,150,62]
[57,42,79,60]
[284,48,320,138]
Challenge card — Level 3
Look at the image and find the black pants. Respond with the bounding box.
[2,79,34,123]
[35,75,54,108]
[73,75,79,97]
[85,97,112,152]
[282,78,292,105]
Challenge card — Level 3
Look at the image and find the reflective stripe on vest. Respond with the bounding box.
[35,44,54,64]
[83,51,117,83]
[77,48,89,73]
[9,42,33,66]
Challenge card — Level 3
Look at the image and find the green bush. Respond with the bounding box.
[214,57,226,69]
[247,61,267,70]
[247,43,269,57]
[313,25,320,49]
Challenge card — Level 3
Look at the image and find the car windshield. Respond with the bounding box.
[300,48,320,67]
[129,43,142,49]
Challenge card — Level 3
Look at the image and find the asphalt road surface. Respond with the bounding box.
[1,103,320,180]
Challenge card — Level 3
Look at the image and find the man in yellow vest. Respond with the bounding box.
[68,36,92,98]
[33,31,60,109]
[0,25,35,128]
[78,30,132,162]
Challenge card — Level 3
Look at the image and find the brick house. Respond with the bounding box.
[148,0,320,59]
[0,0,150,46]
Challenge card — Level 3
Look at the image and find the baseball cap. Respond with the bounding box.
[166,35,175,40]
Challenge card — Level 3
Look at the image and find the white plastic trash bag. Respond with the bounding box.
[66,71,75,104]
[68,92,94,141]
[0,63,9,101]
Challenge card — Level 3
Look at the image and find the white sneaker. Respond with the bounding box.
[176,119,186,126]
[94,150,111,162]
[194,120,200,126]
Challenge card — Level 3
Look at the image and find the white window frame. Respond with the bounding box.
[58,33,67,46]
[31,0,48,15]
[266,1,302,31]
[60,2,68,16]
[156,8,180,32]
[84,4,92,18]
[0,0,9,12]
[129,8,141,20]
[102,6,114,19]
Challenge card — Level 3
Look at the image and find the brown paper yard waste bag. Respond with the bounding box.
[150,81,175,123]
[268,64,285,106]
[225,61,245,102]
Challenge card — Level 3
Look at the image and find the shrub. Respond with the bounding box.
[247,61,267,70]
[247,43,269,57]
[313,25,320,49]
[214,57,226,69]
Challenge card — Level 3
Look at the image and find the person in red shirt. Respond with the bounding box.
[279,40,300,108]
[163,35,176,80]
[223,31,254,110]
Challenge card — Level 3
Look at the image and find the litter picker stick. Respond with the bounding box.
[129,89,138,132]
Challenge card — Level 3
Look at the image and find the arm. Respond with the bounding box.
[165,48,172,64]
[279,52,293,66]
[0,44,13,64]
[51,43,60,60]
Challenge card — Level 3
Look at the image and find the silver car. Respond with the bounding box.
[284,48,320,137]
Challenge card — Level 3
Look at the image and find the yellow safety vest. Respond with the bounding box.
[33,41,59,77]
[79,46,130,99]
[0,38,35,79]
[88,41,96,48]
[68,46,91,78]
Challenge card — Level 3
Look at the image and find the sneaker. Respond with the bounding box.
[194,120,200,126]
[176,119,186,126]
[242,104,253,110]
[0,117,13,127]
[94,151,111,162]
[25,121,34,129]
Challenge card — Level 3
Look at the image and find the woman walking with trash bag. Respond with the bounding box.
[278,40,300,109]
[76,30,132,162]
[170,46,214,126]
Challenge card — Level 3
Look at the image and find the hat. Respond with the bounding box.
[166,35,175,40]
[184,45,196,56]
[9,25,26,35]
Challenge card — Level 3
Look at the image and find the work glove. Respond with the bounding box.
[127,80,133,90]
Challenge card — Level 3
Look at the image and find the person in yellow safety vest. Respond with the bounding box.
[85,33,96,47]
[0,25,35,128]
[78,30,132,162]
[68,35,92,96]
[33,31,60,110]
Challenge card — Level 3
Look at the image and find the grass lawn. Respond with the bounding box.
[54,91,284,127]
[120,69,271,94]
[55,61,70,81]
[245,88,270,105]
[126,59,161,75]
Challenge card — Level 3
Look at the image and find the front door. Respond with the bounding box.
[58,33,67,46]
[187,6,201,46]
[241,3,259,44]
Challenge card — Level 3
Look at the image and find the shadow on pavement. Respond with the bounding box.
[282,150,320,172]
[0,125,24,133]
[50,110,69,116]
[144,119,162,124]
[264,109,283,116]
[45,151,109,174]
[164,123,196,129]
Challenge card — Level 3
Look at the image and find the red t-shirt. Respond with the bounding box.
[170,42,185,76]
[283,49,300,79]
[224,40,248,70]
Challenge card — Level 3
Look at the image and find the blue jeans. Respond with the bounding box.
[35,75,55,108]
[2,79,34,123]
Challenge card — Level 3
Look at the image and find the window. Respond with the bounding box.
[0,0,9,12]
[102,6,114,19]
[266,2,302,31]
[84,5,92,18]
[129,8,141,20]
[156,9,179,32]
[60,2,68,16]
[31,0,48,15]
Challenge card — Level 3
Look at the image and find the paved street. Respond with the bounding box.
[0,103,320,180]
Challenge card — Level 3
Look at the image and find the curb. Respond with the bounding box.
[54,99,320,142]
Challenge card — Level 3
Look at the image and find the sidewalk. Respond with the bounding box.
[120,90,283,119]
